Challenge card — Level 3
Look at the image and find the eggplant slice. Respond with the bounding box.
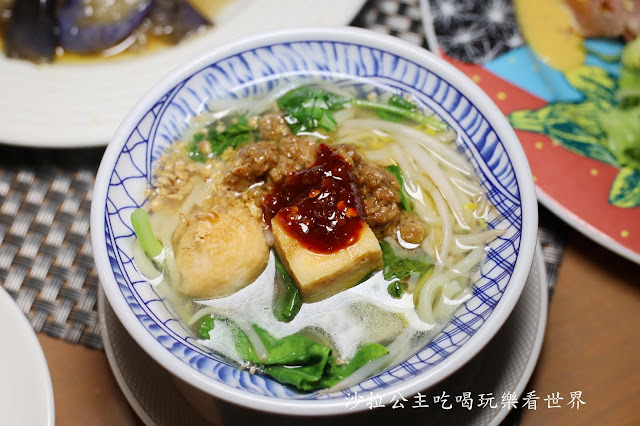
[3,0,212,61]
[150,0,211,44]
[58,0,153,53]
[4,0,57,63]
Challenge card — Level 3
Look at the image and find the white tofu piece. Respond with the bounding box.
[272,216,383,303]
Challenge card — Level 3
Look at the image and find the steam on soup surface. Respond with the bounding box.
[131,81,505,391]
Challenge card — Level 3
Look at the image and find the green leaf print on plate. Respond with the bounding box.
[508,66,640,208]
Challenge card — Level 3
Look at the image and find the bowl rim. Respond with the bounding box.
[91,26,538,416]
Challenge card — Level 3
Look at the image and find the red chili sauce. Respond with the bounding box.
[263,144,365,254]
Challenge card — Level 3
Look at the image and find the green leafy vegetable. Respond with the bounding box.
[262,341,388,391]
[617,67,640,101]
[245,326,331,365]
[292,342,389,390]
[264,361,328,389]
[276,86,448,134]
[618,38,640,103]
[386,164,413,212]
[387,281,404,299]
[374,94,418,122]
[187,116,258,162]
[598,107,640,170]
[194,316,389,391]
[130,208,163,258]
[380,240,433,282]
[622,37,640,69]
[602,40,640,172]
[272,255,302,322]
[352,96,448,130]
[276,86,350,133]
[197,315,215,339]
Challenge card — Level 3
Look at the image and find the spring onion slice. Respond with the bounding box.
[131,208,163,258]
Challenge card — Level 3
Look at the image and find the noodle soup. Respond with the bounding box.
[130,80,505,392]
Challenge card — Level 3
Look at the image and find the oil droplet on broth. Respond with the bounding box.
[514,0,586,72]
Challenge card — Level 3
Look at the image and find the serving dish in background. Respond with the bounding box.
[422,0,640,264]
[0,287,55,426]
[0,0,366,148]
[457,41,640,265]
[90,27,538,416]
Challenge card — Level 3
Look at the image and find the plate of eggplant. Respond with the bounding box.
[0,0,367,147]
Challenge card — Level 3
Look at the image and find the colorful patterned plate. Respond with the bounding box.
[425,0,640,264]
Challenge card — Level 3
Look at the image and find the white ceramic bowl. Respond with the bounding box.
[91,27,537,416]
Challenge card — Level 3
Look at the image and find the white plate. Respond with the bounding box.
[0,287,55,426]
[0,0,366,148]
[99,244,547,425]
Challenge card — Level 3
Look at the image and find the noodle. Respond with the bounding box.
[416,247,485,323]
[450,176,485,198]
[454,229,506,248]
[391,143,454,266]
[388,144,440,225]
[237,321,269,362]
[340,119,473,176]
[160,233,181,288]
[199,321,246,365]
[397,140,470,230]
[132,240,163,284]
[323,327,416,393]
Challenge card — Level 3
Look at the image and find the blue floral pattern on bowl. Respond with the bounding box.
[97,33,531,407]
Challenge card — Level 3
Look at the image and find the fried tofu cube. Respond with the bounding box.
[271,217,383,303]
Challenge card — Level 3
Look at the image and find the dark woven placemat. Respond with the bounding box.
[0,148,104,349]
[0,0,565,351]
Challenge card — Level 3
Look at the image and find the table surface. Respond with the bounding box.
[40,227,640,426]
